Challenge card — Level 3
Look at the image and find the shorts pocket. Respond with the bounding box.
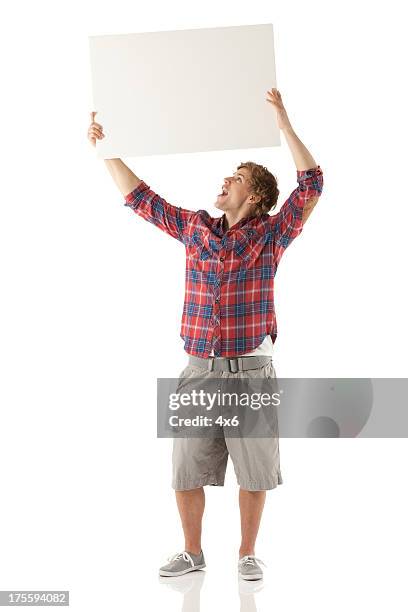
[176,364,207,387]
[183,364,209,376]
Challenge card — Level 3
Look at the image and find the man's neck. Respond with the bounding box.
[223,209,254,231]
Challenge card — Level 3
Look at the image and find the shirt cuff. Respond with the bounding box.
[296,165,322,180]
[124,180,150,206]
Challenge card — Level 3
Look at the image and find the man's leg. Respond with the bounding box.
[171,364,228,560]
[239,488,266,557]
[226,358,282,559]
[175,487,205,555]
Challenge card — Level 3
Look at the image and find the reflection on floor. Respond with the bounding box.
[158,570,264,612]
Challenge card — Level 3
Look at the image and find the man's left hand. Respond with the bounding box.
[266,88,292,131]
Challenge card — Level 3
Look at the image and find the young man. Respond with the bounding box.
[88,88,324,580]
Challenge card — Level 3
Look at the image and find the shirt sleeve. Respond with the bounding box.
[123,180,196,243]
[269,165,324,258]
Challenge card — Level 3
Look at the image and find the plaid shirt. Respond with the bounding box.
[124,165,323,357]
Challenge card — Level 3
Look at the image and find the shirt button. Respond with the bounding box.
[215,298,220,304]
[220,256,224,262]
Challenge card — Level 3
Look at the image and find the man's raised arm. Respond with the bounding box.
[266,89,323,225]
[264,89,324,260]
[88,112,195,243]
[104,158,142,197]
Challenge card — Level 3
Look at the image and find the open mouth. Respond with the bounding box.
[217,188,229,198]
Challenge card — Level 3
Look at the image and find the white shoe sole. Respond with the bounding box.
[159,563,206,577]
[239,572,263,580]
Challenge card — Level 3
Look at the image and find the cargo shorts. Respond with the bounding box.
[172,358,283,492]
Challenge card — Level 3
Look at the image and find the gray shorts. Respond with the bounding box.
[172,359,283,492]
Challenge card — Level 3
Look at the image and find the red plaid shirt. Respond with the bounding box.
[124,165,323,357]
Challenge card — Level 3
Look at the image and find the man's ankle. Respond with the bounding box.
[239,549,255,559]
[186,546,202,556]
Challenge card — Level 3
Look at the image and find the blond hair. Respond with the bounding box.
[238,161,279,215]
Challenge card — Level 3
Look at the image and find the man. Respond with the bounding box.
[88,88,324,580]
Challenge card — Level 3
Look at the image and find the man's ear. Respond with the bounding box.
[249,193,261,205]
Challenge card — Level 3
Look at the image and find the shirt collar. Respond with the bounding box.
[218,212,258,234]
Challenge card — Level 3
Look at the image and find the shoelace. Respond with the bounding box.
[239,555,266,568]
[167,551,195,567]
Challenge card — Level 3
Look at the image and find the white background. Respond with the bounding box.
[1,1,407,611]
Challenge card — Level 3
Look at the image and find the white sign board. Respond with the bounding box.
[89,23,279,158]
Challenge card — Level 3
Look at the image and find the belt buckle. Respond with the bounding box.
[228,358,239,373]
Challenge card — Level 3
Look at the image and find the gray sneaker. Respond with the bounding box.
[159,550,206,577]
[238,555,265,580]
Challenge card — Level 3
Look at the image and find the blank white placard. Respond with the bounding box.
[89,23,279,158]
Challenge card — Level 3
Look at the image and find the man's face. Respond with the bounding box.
[215,167,257,214]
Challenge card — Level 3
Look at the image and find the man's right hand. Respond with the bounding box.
[88,112,141,196]
[87,111,105,147]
